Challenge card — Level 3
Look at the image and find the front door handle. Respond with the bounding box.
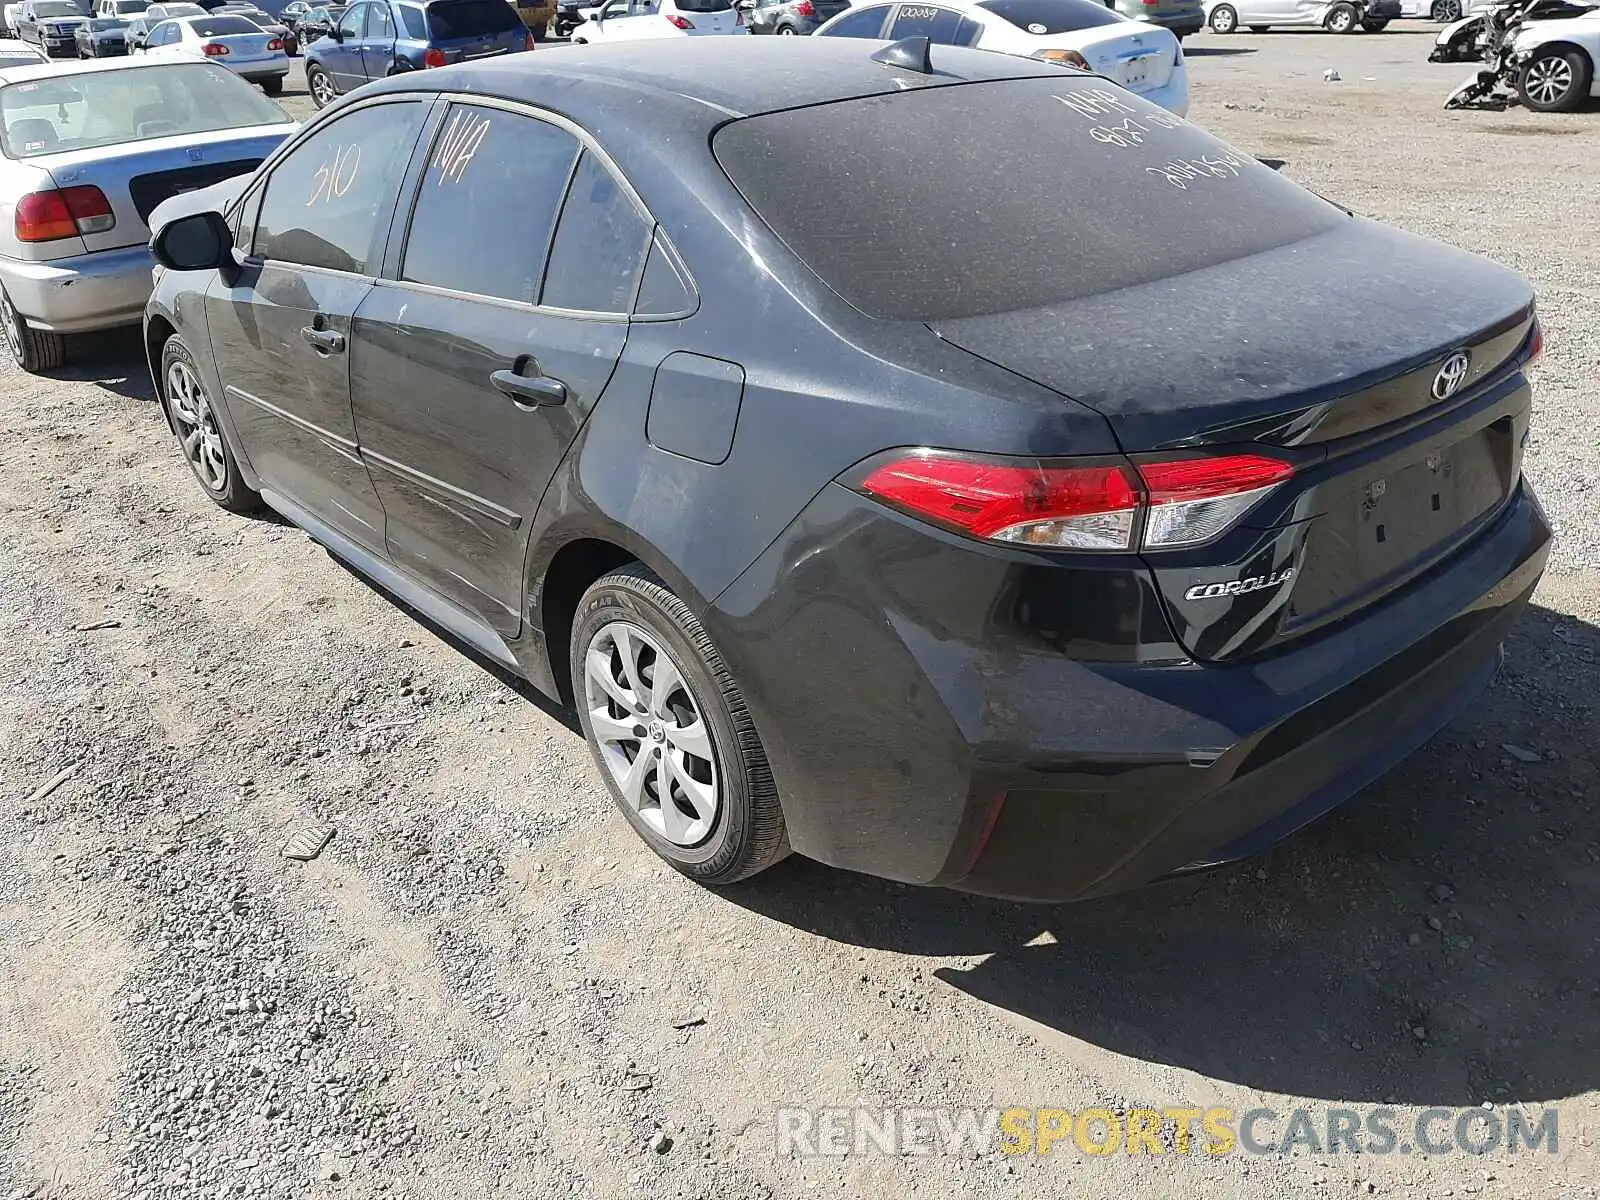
[300,325,345,354]
[490,366,568,408]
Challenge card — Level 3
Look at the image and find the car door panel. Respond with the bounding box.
[348,103,647,636]
[323,2,366,86]
[358,1,395,80]
[350,288,623,631]
[206,97,432,551]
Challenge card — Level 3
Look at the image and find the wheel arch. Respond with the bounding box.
[1524,37,1595,70]
[145,312,178,433]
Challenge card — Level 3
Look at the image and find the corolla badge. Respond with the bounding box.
[1184,567,1295,602]
[1432,350,1471,401]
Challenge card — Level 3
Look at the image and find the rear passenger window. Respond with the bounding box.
[253,101,426,274]
[398,3,425,34]
[887,3,964,41]
[365,2,395,35]
[633,233,694,317]
[540,151,650,314]
[816,3,889,34]
[401,105,579,303]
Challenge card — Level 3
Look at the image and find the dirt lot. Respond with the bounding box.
[2,27,1598,1200]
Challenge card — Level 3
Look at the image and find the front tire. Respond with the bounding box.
[161,336,261,514]
[1,286,66,373]
[1208,3,1238,32]
[1430,0,1460,19]
[306,62,336,108]
[1518,47,1591,111]
[1324,1,1357,31]
[572,564,788,886]
[1360,16,1389,30]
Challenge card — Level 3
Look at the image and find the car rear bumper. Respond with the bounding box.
[0,244,154,333]
[1364,0,1403,17]
[1138,11,1205,35]
[708,478,1551,902]
[1134,64,1189,117]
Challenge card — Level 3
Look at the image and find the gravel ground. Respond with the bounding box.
[1,30,1597,1200]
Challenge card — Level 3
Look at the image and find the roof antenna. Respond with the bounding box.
[870,36,935,75]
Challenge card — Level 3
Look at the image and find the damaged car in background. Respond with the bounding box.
[1442,0,1600,109]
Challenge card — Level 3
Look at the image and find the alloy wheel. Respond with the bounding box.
[1434,0,1460,18]
[777,24,796,33]
[583,620,720,847]
[309,68,336,105]
[1523,56,1573,106]
[1,292,23,363]
[166,358,229,494]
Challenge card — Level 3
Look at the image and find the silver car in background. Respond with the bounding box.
[0,57,295,371]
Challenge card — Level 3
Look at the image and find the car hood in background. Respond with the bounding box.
[929,220,1534,451]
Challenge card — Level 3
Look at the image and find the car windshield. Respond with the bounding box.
[0,60,284,158]
[978,0,1124,32]
[87,14,125,24]
[189,13,260,29]
[676,0,731,10]
[116,0,146,9]
[423,0,519,37]
[33,2,86,15]
[714,76,1347,321]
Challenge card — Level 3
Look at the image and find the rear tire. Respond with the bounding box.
[776,22,797,32]
[1360,16,1389,29]
[571,564,789,887]
[160,335,261,515]
[1324,1,1357,31]
[1430,0,1460,19]
[1517,46,1591,111]
[1,286,66,374]
[1208,3,1238,32]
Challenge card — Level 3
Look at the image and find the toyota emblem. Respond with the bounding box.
[1432,350,1471,401]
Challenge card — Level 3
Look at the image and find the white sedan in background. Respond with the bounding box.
[815,0,1189,116]
[132,12,288,92]
[0,33,48,62]
[569,0,747,40]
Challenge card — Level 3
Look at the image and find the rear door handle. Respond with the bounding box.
[490,366,568,408]
[300,326,345,354]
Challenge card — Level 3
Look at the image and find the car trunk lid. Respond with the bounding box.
[1063,21,1177,93]
[33,123,290,252]
[929,221,1538,661]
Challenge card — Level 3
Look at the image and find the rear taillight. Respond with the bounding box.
[15,185,115,243]
[665,12,694,27]
[423,46,446,66]
[1526,319,1543,365]
[523,30,536,48]
[202,41,229,54]
[854,450,1294,552]
[795,0,814,13]
[267,36,283,48]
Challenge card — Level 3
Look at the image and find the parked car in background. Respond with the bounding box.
[0,3,21,35]
[126,0,205,38]
[292,0,344,36]
[16,0,92,54]
[1398,0,1469,16]
[94,0,148,17]
[0,31,48,56]
[739,0,844,34]
[817,0,1188,114]
[1105,0,1202,38]
[553,0,585,32]
[75,11,131,49]
[215,1,297,50]
[133,13,290,91]
[278,0,311,22]
[1203,0,1397,31]
[1507,2,1600,107]
[0,57,294,371]
[569,0,746,42]
[303,0,533,109]
[141,38,1550,903]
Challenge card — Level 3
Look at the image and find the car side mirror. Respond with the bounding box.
[151,210,234,275]
[328,23,343,37]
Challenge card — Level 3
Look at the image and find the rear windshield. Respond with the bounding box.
[676,0,731,10]
[979,0,1123,32]
[714,77,1346,321]
[0,53,44,65]
[191,14,260,30]
[0,60,284,158]
[424,0,519,36]
[115,0,147,10]
[32,2,86,15]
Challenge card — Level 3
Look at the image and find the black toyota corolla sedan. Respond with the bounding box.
[143,37,1550,902]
